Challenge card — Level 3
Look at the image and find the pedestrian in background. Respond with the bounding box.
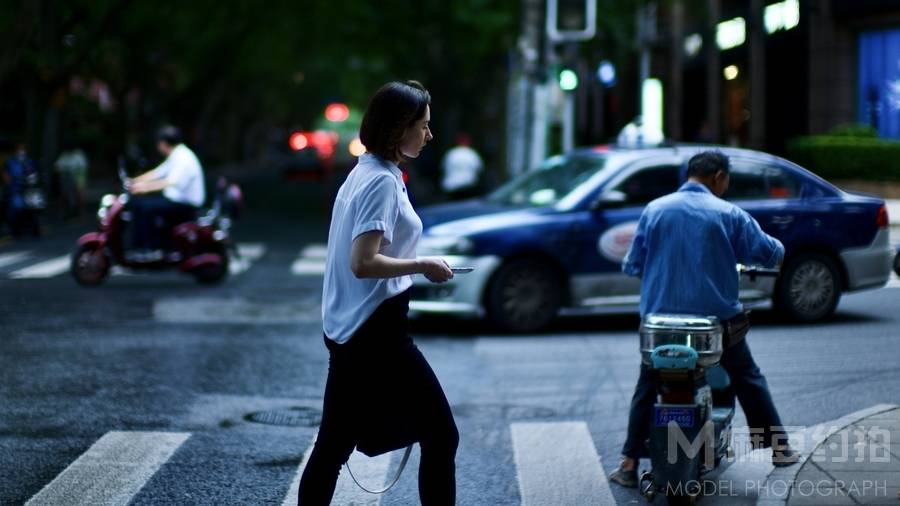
[440,133,483,200]
[54,140,89,219]
[298,80,459,505]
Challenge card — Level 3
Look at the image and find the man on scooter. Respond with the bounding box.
[609,150,799,488]
[127,126,205,261]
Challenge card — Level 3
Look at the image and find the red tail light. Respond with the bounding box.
[877,204,888,229]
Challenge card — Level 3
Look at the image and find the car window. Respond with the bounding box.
[612,165,681,206]
[726,163,769,200]
[486,154,607,207]
[727,160,800,200]
[765,166,800,199]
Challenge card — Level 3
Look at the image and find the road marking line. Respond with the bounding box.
[281,435,392,506]
[0,250,31,269]
[291,259,326,275]
[291,244,327,276]
[24,431,190,506]
[9,255,70,279]
[511,421,615,506]
[229,242,267,275]
[300,243,328,259]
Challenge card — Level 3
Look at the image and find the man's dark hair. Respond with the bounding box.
[359,80,430,162]
[687,150,730,178]
[157,125,183,146]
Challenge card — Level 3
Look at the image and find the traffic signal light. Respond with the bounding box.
[547,0,597,42]
[559,69,578,91]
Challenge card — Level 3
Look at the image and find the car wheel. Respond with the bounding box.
[893,250,900,277]
[775,253,841,322]
[486,258,562,332]
[71,244,109,286]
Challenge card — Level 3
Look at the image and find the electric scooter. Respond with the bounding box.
[637,265,780,505]
[71,161,243,286]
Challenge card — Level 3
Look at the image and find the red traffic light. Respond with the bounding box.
[325,103,350,122]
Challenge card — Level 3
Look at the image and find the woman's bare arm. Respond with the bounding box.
[350,230,452,282]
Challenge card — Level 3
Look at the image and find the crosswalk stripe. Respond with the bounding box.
[291,259,326,275]
[300,244,328,259]
[24,431,190,506]
[9,255,70,279]
[0,250,31,269]
[230,242,267,275]
[281,435,392,506]
[511,421,615,506]
[291,243,327,276]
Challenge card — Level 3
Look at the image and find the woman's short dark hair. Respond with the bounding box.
[687,150,730,178]
[359,80,430,162]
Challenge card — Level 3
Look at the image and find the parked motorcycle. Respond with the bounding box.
[637,266,779,505]
[71,162,243,286]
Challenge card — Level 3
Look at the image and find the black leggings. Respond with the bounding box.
[298,290,459,505]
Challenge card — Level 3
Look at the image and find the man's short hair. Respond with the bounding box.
[359,80,430,162]
[687,150,730,178]
[157,125,183,146]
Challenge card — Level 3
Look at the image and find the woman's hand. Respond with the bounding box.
[418,257,453,283]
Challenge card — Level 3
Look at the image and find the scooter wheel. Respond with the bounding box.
[192,254,229,285]
[71,245,110,286]
[666,494,697,506]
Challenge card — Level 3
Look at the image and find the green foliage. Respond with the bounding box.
[786,134,900,181]
[0,0,519,163]
[827,123,879,138]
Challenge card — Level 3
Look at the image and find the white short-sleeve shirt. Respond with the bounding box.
[322,153,423,343]
[151,144,206,207]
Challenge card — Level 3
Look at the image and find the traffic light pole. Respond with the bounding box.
[545,0,597,156]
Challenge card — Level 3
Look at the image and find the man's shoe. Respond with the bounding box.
[608,466,638,488]
[772,446,800,467]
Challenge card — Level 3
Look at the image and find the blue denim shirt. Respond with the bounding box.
[623,181,784,319]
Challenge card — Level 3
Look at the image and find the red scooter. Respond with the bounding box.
[71,164,243,286]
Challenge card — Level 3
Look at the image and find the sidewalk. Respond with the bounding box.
[782,406,900,505]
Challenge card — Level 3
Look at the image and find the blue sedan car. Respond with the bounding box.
[412,145,893,332]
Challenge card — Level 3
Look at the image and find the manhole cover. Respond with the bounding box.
[244,407,322,427]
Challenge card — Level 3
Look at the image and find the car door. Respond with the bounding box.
[567,157,682,308]
[726,157,804,300]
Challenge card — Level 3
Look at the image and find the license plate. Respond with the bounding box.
[655,407,695,428]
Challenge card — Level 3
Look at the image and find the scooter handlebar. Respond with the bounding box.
[738,264,780,281]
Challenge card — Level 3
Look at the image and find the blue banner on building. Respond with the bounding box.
[858,29,900,139]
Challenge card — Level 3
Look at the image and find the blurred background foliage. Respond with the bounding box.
[0,0,519,172]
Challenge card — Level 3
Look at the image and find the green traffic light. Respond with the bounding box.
[559,69,578,91]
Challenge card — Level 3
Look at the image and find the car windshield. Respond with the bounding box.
[486,154,607,207]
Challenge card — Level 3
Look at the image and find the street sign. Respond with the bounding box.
[546,0,597,42]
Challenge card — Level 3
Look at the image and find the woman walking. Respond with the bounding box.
[298,81,459,505]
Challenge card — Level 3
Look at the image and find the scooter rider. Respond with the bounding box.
[127,126,205,260]
[609,150,800,488]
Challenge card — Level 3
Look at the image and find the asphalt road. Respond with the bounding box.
[1,192,899,506]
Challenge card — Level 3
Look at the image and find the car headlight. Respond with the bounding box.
[101,194,116,207]
[418,235,474,256]
[97,207,108,220]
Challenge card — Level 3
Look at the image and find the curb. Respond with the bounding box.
[755,403,900,506]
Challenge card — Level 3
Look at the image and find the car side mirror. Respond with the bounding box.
[590,190,628,210]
